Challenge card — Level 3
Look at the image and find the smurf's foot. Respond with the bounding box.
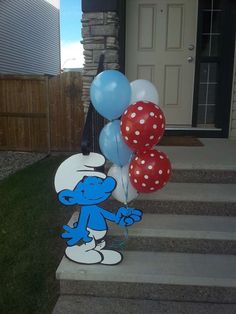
[65,246,103,264]
[100,249,123,265]
[65,241,123,265]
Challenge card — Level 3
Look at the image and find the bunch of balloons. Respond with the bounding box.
[90,70,171,204]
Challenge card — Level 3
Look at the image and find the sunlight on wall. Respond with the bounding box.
[44,0,60,9]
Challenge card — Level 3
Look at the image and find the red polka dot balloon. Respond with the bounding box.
[120,101,165,152]
[129,149,171,193]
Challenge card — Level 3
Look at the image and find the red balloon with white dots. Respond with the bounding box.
[129,149,172,193]
[120,101,165,152]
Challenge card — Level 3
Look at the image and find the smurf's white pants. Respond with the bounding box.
[79,228,107,250]
[65,228,122,265]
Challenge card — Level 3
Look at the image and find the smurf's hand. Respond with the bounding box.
[61,225,93,246]
[115,207,143,227]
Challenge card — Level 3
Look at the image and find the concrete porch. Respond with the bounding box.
[53,138,236,314]
[160,138,236,171]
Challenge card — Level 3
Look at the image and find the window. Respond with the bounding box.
[196,0,223,127]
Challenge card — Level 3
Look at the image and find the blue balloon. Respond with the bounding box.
[90,70,131,120]
[99,120,133,166]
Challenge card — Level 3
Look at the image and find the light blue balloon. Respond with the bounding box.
[99,120,133,166]
[90,70,131,120]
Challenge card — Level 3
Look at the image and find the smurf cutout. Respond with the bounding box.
[54,153,143,265]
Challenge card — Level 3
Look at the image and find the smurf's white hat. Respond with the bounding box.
[54,153,106,193]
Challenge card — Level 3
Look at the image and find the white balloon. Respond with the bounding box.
[108,164,138,204]
[130,79,159,105]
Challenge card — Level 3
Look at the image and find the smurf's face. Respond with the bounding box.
[58,176,116,206]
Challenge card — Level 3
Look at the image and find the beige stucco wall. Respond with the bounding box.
[230,37,236,138]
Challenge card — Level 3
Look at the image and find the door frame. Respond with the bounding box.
[120,0,236,138]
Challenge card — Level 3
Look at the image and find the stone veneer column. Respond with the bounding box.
[81,12,120,113]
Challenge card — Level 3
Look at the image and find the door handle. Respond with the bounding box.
[188,44,195,51]
[187,56,194,63]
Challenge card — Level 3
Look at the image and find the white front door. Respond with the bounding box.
[126,0,197,126]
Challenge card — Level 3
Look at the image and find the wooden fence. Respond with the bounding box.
[0,72,84,152]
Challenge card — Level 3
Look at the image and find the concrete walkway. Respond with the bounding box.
[53,295,236,314]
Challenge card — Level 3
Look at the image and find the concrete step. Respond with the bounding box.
[170,168,236,183]
[107,214,236,254]
[106,139,236,183]
[106,182,236,216]
[138,182,236,203]
[68,212,236,254]
[123,182,236,216]
[57,251,236,303]
[165,138,236,184]
[106,162,236,184]
[53,295,236,314]
[158,138,236,173]
[162,138,236,183]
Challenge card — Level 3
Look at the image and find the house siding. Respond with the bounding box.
[0,0,60,75]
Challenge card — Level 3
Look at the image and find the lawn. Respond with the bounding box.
[0,156,75,314]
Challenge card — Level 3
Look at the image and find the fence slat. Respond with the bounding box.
[49,72,84,152]
[0,73,84,152]
[0,113,47,118]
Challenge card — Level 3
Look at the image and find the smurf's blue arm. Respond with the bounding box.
[100,207,143,227]
[61,207,92,245]
[99,207,117,222]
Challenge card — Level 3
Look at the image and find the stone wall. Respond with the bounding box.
[81,12,120,112]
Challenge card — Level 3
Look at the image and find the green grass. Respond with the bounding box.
[0,156,75,314]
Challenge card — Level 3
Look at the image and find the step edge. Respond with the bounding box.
[108,229,236,241]
[56,271,236,289]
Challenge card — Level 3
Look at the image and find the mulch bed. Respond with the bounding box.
[0,151,47,180]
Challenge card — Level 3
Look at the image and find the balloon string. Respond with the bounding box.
[115,131,134,207]
[122,153,134,209]
[110,130,135,250]
[108,225,129,251]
